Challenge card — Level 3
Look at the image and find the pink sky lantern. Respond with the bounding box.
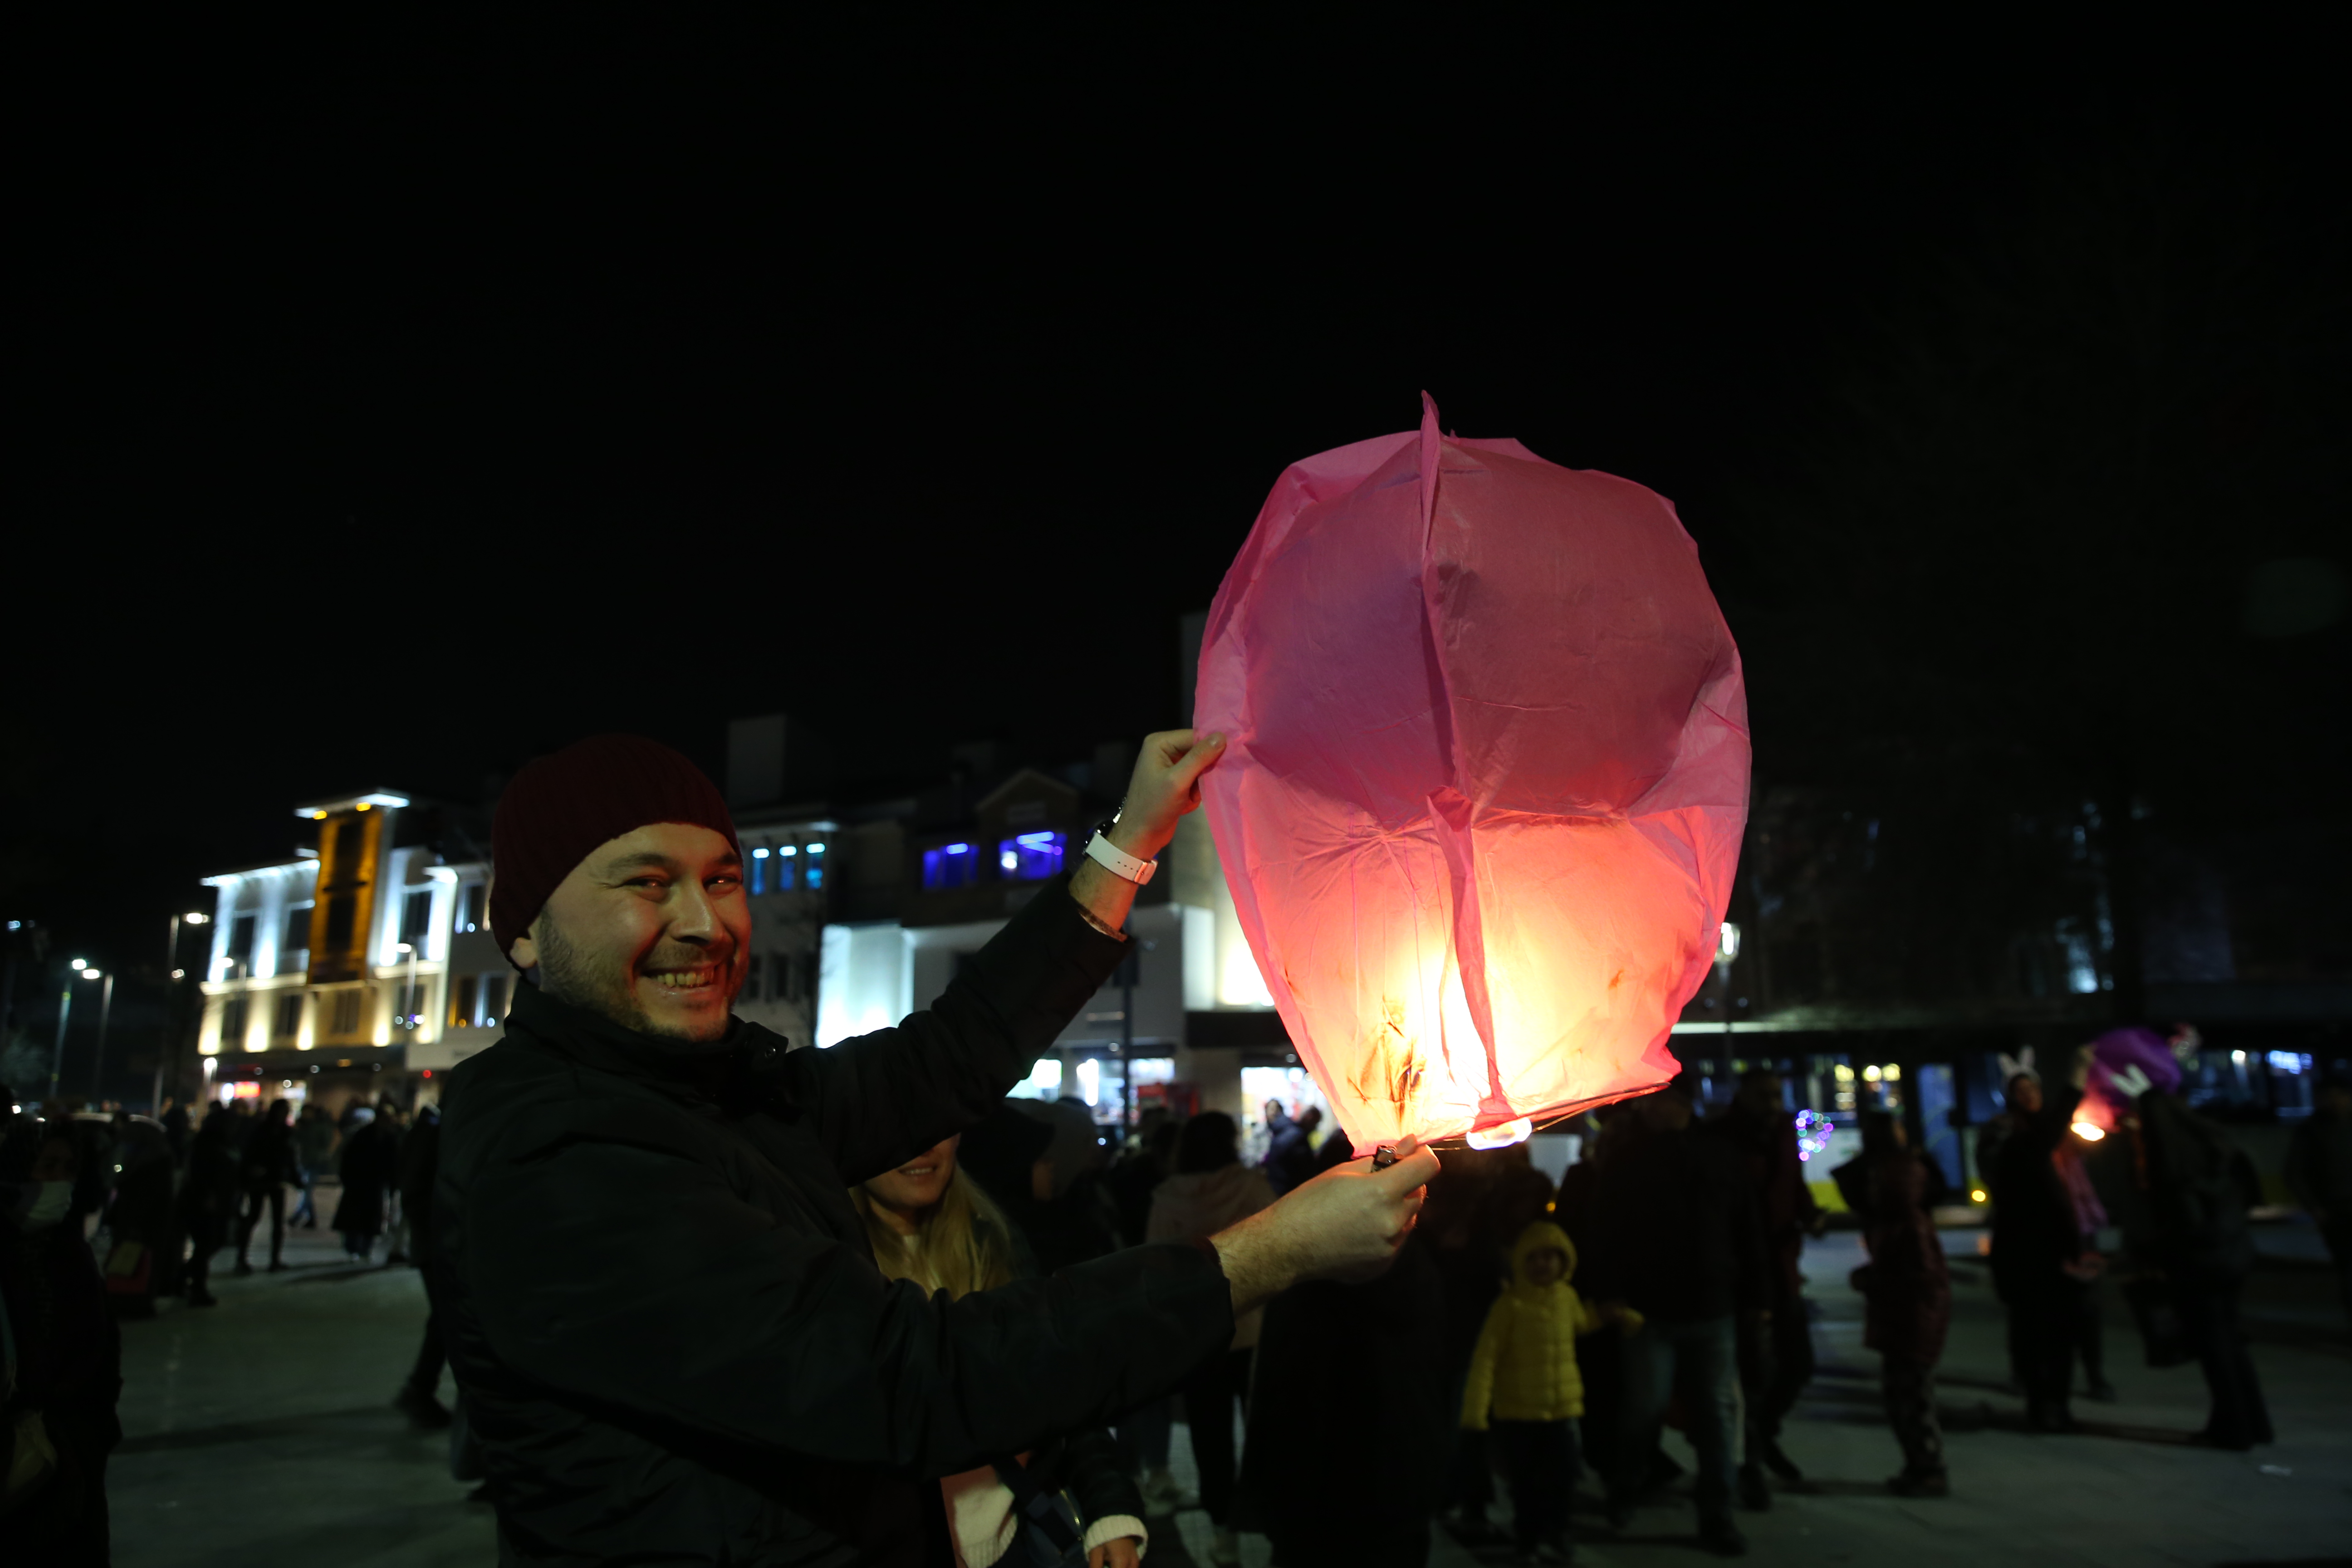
[1196,395,1750,1152]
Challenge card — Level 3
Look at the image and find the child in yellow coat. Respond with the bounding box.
[1461,1220,1637,1563]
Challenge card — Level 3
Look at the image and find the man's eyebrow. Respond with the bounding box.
[598,848,743,877]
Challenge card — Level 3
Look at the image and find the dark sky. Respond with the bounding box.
[8,14,2345,975]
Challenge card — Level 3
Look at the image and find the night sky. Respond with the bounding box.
[8,15,2346,988]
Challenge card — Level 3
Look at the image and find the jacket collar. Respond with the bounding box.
[505,976,791,1105]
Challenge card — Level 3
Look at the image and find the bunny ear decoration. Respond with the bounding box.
[2107,1064,2155,1103]
[1997,1047,2040,1084]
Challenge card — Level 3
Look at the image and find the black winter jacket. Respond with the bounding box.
[432,879,1234,1566]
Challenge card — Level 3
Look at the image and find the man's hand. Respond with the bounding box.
[1071,730,1226,935]
[1209,1136,1439,1315]
[1089,1537,1142,1568]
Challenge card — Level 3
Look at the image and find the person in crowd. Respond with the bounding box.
[159,1096,191,1164]
[1425,1141,1558,1545]
[1975,1063,2039,1391]
[2054,1127,2115,1401]
[1988,1048,2099,1434]
[177,1105,239,1307]
[1260,1100,1324,1196]
[290,1101,340,1229]
[1105,1110,1177,1249]
[1018,1098,1120,1272]
[2130,1083,2272,1449]
[100,1116,175,1318]
[1704,1067,1825,1501]
[1,1118,123,1560]
[336,1099,402,1263]
[234,1098,299,1274]
[1848,1112,1953,1496]
[1146,1110,1278,1566]
[853,1132,1146,1568]
[1585,1075,1766,1558]
[1552,1110,1636,1495]
[431,731,1435,1563]
[2284,1071,2352,1323]
[1460,1218,1632,1564]
[394,1100,451,1429]
[1243,1224,1448,1568]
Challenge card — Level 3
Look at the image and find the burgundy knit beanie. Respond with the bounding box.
[490,734,740,962]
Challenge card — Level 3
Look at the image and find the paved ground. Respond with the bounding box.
[106,1221,2351,1566]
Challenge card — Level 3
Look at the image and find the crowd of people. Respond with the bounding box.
[0,1083,449,1558]
[2,1046,2332,1563]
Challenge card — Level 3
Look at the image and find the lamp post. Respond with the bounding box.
[50,961,98,1107]
[152,911,208,1114]
[88,971,116,1102]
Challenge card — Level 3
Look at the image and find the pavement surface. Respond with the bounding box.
[104,1220,2352,1567]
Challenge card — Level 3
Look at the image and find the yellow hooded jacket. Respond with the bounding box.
[1460,1220,1614,1429]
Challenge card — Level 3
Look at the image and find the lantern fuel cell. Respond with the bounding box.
[1196,393,1750,1152]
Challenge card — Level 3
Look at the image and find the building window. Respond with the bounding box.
[274,991,304,1039]
[395,980,428,1030]
[998,830,1067,881]
[451,975,480,1028]
[921,842,977,890]
[772,844,797,891]
[749,847,769,896]
[221,996,249,1049]
[481,975,511,1024]
[400,887,435,948]
[328,988,363,1037]
[804,842,825,891]
[227,913,257,976]
[324,895,358,951]
[282,905,314,969]
[457,883,487,934]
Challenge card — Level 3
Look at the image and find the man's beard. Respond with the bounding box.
[533,911,739,1046]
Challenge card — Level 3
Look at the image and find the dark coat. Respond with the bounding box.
[1705,1098,1822,1301]
[2132,1094,2259,1285]
[1851,1151,1952,1364]
[335,1118,400,1239]
[1583,1124,1769,1324]
[432,879,1233,1567]
[1239,1235,1447,1534]
[176,1119,240,1247]
[240,1117,299,1192]
[1989,1087,2083,1303]
[397,1107,441,1263]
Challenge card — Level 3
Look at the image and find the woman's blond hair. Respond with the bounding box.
[853,1164,1020,1300]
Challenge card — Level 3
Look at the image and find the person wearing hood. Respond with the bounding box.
[1460,1220,1632,1564]
[1147,1110,1277,1564]
[1,1118,122,1559]
[432,733,1438,1565]
[1846,1113,1953,1497]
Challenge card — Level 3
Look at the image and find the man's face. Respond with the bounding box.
[510,822,749,1042]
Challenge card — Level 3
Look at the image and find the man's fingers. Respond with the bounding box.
[1166,731,1227,788]
[1374,1142,1441,1193]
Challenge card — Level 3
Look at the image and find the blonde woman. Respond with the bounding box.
[856,1136,1147,1568]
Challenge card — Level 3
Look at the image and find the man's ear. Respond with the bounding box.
[509,921,539,973]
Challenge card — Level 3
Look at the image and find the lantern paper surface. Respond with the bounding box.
[2074,1026,2183,1134]
[1196,395,1749,1151]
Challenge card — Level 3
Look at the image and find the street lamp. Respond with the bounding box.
[152,910,210,1113]
[50,963,103,1106]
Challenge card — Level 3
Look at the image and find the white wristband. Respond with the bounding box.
[1084,830,1157,886]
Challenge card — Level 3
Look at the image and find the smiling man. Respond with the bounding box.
[432,732,1436,1567]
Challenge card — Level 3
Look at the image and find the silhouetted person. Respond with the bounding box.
[1,1119,123,1562]
[290,1101,339,1229]
[1585,1077,1766,1558]
[235,1098,298,1274]
[1705,1067,1825,1499]
[1847,1112,1953,1496]
[1260,1100,1324,1196]
[177,1107,239,1307]
[336,1101,402,1263]
[2132,1088,2271,1449]
[1989,1054,2097,1433]
[1244,1232,1448,1568]
[395,1101,451,1429]
[2284,1072,2352,1323]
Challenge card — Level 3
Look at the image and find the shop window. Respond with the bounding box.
[921,842,975,890]
[997,830,1067,881]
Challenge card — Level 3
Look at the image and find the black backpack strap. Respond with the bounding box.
[990,1454,1081,1553]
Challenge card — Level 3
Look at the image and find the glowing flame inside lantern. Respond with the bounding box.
[2070,1121,2107,1143]
[1465,1117,1534,1151]
[1197,395,1749,1152]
